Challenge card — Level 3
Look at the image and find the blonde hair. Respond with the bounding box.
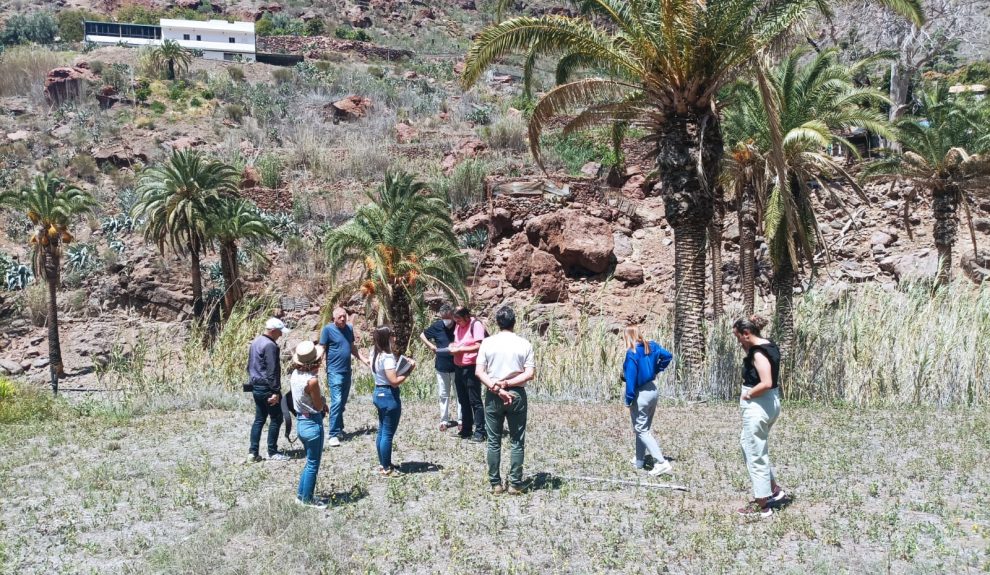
[623,326,651,355]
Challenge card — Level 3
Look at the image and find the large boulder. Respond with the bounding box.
[503,239,566,302]
[529,249,567,302]
[613,262,644,285]
[892,251,939,283]
[92,145,148,168]
[44,66,96,107]
[325,95,372,122]
[525,209,614,273]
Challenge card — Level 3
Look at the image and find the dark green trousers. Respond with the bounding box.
[485,387,527,487]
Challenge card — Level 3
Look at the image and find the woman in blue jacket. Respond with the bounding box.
[622,326,674,476]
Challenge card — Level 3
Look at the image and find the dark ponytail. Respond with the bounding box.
[733,315,769,336]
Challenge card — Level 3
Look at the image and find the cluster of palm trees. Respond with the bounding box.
[0,150,274,391]
[131,150,275,320]
[461,0,990,375]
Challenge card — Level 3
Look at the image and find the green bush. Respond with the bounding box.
[255,16,275,37]
[303,17,325,37]
[271,67,294,85]
[334,26,371,42]
[436,159,487,209]
[200,88,214,100]
[0,12,58,46]
[227,66,245,82]
[465,105,493,125]
[149,100,166,114]
[0,377,57,425]
[56,9,100,43]
[189,96,202,107]
[225,103,244,122]
[256,154,283,188]
[114,4,164,25]
[69,153,99,182]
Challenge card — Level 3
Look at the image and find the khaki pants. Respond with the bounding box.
[739,388,780,499]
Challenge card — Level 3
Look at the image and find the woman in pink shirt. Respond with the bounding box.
[448,306,487,442]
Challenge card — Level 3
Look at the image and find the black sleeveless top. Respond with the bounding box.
[742,341,780,388]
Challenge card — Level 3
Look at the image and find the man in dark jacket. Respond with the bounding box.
[248,318,290,462]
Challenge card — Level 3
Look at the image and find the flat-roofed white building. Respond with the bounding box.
[83,19,256,63]
[160,19,256,62]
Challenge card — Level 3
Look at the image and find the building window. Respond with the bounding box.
[229,37,235,43]
[196,35,201,41]
[183,34,190,40]
[223,53,235,61]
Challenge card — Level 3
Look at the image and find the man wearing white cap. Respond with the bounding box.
[247,318,291,462]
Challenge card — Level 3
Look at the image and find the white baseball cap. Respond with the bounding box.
[265,318,290,332]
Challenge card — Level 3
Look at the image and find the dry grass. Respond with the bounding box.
[0,46,72,102]
[1,395,988,573]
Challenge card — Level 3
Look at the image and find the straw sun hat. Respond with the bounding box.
[292,341,324,366]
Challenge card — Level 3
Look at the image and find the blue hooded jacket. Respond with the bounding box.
[623,341,673,405]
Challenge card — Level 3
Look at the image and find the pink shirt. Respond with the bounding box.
[453,318,486,366]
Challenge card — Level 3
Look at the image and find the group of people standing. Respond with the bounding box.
[247,304,784,518]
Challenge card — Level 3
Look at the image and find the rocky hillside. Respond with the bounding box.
[0,0,988,389]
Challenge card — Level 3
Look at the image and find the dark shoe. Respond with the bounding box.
[736,500,772,518]
[490,483,506,495]
[247,453,262,463]
[469,433,486,443]
[507,484,525,495]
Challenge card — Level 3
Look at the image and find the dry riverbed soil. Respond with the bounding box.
[2,396,989,574]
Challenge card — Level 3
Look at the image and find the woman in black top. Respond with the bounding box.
[733,315,786,518]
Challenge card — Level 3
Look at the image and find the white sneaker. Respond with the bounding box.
[328,436,341,447]
[295,497,328,510]
[268,453,291,461]
[649,460,673,477]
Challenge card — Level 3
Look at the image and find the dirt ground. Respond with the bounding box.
[2,396,988,574]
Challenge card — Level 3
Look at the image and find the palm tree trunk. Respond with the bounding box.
[167,59,175,81]
[739,181,757,317]
[190,239,204,318]
[933,180,959,288]
[44,247,65,388]
[710,189,725,319]
[229,244,243,309]
[219,243,236,319]
[657,113,722,376]
[772,254,795,360]
[388,285,413,356]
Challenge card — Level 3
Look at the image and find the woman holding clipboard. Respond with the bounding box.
[370,325,416,476]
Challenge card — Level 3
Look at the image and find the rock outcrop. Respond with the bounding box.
[525,209,614,274]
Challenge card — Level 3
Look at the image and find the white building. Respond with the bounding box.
[83,19,256,63]
[161,19,256,62]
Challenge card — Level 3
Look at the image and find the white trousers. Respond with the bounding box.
[739,388,781,498]
[630,382,665,466]
[436,371,460,422]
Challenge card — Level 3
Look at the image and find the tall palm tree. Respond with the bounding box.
[150,39,193,81]
[866,83,990,287]
[325,171,469,355]
[0,174,94,389]
[724,47,893,352]
[462,0,922,374]
[132,150,239,318]
[719,139,768,316]
[209,198,276,318]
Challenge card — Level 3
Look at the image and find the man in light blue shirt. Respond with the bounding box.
[320,307,369,446]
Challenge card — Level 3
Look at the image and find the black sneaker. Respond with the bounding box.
[469,433,486,443]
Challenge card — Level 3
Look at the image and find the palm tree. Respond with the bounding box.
[209,198,275,318]
[462,0,922,374]
[325,171,469,355]
[150,39,193,81]
[866,83,990,287]
[719,139,768,317]
[0,174,94,390]
[132,150,239,318]
[724,47,893,352]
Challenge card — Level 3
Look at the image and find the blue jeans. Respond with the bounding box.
[249,392,283,456]
[327,371,352,439]
[297,414,325,503]
[373,386,401,469]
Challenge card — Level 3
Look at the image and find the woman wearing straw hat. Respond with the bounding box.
[290,341,329,508]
